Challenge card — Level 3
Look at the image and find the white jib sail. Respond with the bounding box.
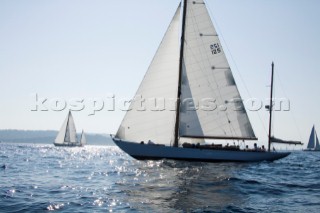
[115,4,181,145]
[55,113,69,144]
[179,0,256,140]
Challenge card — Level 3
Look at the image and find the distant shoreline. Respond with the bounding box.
[0,129,115,146]
[0,141,114,146]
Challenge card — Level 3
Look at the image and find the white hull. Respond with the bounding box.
[113,138,290,162]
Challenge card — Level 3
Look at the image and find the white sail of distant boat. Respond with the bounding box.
[305,126,320,151]
[80,130,86,147]
[316,135,320,150]
[112,0,291,162]
[54,111,85,147]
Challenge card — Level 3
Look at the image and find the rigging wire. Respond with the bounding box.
[275,70,303,142]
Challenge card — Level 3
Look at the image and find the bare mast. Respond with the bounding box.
[268,62,275,152]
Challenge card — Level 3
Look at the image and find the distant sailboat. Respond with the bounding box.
[79,130,87,147]
[54,111,85,147]
[304,126,320,151]
[112,0,291,162]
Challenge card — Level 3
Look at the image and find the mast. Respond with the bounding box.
[173,0,188,147]
[268,62,274,152]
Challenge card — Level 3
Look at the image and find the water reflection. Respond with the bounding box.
[169,162,249,212]
[119,159,249,212]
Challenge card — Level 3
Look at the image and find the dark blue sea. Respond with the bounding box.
[1,143,319,212]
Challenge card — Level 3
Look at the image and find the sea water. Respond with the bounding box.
[1,143,319,212]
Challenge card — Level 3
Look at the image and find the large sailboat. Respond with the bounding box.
[304,126,320,151]
[112,0,291,162]
[54,111,85,147]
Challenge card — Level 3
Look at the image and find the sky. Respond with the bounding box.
[0,0,320,148]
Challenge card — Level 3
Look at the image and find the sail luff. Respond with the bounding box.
[174,0,188,147]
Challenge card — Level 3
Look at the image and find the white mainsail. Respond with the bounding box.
[116,4,181,145]
[80,130,87,146]
[55,111,77,144]
[179,0,255,140]
[307,126,315,149]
